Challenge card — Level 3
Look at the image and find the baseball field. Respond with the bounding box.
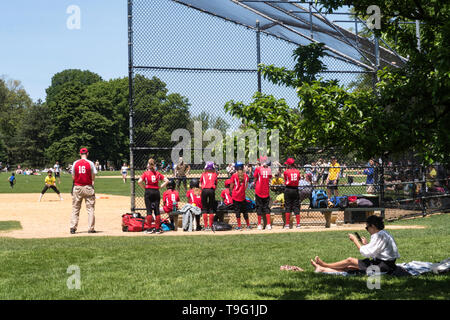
[0,172,449,300]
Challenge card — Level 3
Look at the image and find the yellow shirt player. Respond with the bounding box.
[39,171,63,202]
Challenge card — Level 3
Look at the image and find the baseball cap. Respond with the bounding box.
[284,158,295,165]
[80,148,89,154]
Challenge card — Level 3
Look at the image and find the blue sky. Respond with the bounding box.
[0,0,356,113]
[0,0,128,102]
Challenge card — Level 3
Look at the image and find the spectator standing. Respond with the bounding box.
[175,157,190,193]
[121,163,129,183]
[53,161,61,184]
[364,159,376,194]
[254,157,272,230]
[321,159,330,185]
[70,148,97,234]
[226,163,235,177]
[326,156,340,198]
[283,158,301,229]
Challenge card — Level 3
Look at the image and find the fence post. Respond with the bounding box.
[379,157,385,219]
[421,163,427,216]
[256,20,262,93]
[128,0,135,213]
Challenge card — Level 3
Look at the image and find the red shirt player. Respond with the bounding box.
[220,179,233,206]
[70,147,98,234]
[162,181,180,213]
[138,158,168,234]
[200,162,218,230]
[254,158,272,230]
[230,163,250,229]
[283,158,301,229]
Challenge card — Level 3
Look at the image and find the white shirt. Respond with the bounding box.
[54,164,60,173]
[360,230,400,261]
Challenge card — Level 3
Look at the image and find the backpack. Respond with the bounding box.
[161,218,175,231]
[357,198,373,207]
[331,196,348,209]
[311,190,328,208]
[212,221,233,231]
[246,197,256,210]
[122,213,153,232]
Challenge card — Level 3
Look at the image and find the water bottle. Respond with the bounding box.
[172,201,177,213]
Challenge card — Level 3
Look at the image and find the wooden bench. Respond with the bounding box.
[169,207,385,230]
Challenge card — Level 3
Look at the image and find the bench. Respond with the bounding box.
[168,207,385,230]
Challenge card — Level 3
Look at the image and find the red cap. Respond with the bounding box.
[284,158,295,165]
[80,148,89,154]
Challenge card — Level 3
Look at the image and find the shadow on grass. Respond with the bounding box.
[244,272,450,300]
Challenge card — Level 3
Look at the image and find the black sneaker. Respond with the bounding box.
[155,228,163,234]
[144,228,155,234]
[88,230,96,234]
[70,228,76,234]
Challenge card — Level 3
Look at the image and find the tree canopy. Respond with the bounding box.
[225,0,449,166]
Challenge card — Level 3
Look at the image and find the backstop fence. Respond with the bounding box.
[127,0,449,227]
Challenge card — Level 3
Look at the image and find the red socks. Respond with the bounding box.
[209,214,214,228]
[155,215,161,229]
[285,212,291,226]
[257,216,262,225]
[203,214,215,228]
[266,214,271,225]
[236,218,241,228]
[296,214,300,225]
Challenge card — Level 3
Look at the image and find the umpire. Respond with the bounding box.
[70,148,98,234]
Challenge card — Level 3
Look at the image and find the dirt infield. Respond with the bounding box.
[0,193,425,239]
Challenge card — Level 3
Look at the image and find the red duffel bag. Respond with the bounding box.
[122,213,153,232]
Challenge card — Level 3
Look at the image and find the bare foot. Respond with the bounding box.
[315,256,326,266]
[310,259,325,273]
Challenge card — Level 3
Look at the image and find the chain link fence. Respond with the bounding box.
[128,0,449,228]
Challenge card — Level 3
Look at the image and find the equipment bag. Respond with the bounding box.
[212,221,233,231]
[122,213,153,232]
[331,196,348,209]
[311,189,328,208]
[245,197,256,210]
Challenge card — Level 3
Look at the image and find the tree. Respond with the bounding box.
[0,77,33,164]
[225,1,450,166]
[133,75,191,166]
[9,100,52,167]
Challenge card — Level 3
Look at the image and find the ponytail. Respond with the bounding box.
[147,158,156,171]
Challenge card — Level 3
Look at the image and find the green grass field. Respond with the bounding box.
[1,171,448,300]
[0,213,448,300]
